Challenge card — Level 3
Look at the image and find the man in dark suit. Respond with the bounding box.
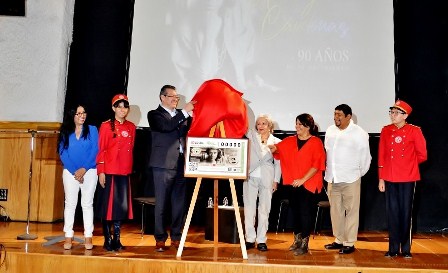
[147,85,196,252]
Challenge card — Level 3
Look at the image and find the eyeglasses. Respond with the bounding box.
[115,105,129,109]
[389,110,405,116]
[164,94,180,99]
[75,112,87,116]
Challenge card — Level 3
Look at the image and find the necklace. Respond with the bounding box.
[261,134,269,144]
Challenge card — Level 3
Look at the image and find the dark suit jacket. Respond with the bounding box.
[147,105,191,170]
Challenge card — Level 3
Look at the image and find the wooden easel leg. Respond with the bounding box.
[213,179,219,248]
[229,178,248,259]
[176,177,202,258]
[213,179,219,258]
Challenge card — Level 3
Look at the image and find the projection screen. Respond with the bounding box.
[127,0,394,133]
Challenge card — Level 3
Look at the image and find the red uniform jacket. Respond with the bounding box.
[378,123,427,182]
[97,119,136,175]
[273,135,325,193]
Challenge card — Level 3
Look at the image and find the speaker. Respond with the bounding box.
[205,207,244,244]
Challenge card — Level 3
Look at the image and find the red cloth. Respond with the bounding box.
[187,79,248,138]
[273,135,326,193]
[378,123,427,182]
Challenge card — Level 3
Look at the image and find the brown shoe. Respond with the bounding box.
[84,237,93,250]
[63,237,72,250]
[171,240,180,249]
[155,241,166,252]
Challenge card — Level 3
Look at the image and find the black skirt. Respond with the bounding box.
[95,174,133,221]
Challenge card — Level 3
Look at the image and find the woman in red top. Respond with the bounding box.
[96,94,136,251]
[269,113,325,255]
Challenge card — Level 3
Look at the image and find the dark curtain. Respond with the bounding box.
[393,0,448,231]
[64,0,135,127]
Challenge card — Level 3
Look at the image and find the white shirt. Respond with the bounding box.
[251,133,277,178]
[324,119,371,183]
[160,105,189,119]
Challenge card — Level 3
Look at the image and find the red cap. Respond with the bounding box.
[390,100,412,115]
[112,94,129,106]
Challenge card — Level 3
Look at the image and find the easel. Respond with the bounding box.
[176,122,248,259]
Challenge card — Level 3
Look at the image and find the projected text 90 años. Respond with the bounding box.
[295,47,350,71]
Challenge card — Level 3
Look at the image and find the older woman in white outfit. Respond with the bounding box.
[243,114,281,251]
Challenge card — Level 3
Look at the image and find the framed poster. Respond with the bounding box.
[185,137,248,179]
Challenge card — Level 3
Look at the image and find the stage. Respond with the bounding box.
[1,221,447,273]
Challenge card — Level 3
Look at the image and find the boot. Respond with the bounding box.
[293,236,310,256]
[289,233,302,251]
[102,220,113,251]
[113,221,125,251]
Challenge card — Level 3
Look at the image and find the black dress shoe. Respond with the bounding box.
[245,242,255,249]
[339,246,355,254]
[402,252,413,258]
[384,251,399,257]
[257,243,268,251]
[325,242,343,250]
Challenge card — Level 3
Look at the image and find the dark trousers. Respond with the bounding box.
[152,155,186,242]
[288,185,318,238]
[385,181,416,254]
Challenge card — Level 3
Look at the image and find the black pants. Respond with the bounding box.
[287,185,318,238]
[385,181,416,254]
[152,154,186,242]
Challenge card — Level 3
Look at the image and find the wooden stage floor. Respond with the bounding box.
[1,221,448,273]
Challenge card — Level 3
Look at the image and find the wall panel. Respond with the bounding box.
[0,122,63,222]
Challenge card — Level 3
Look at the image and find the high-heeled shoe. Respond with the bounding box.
[84,237,93,250]
[63,237,73,250]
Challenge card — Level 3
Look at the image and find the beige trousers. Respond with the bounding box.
[327,178,361,247]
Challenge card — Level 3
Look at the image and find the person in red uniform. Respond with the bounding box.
[269,113,326,255]
[378,100,427,258]
[96,94,136,251]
